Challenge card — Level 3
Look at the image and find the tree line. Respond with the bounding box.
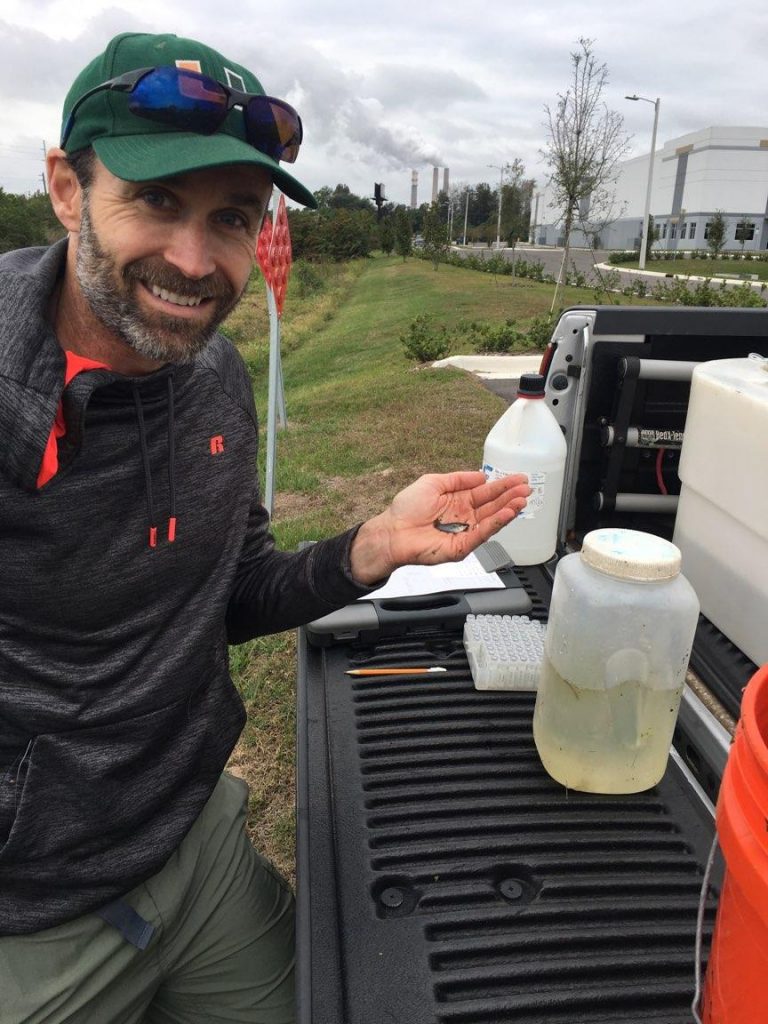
[0,188,64,253]
[0,176,533,263]
[288,174,534,262]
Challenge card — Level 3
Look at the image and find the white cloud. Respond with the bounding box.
[0,0,765,205]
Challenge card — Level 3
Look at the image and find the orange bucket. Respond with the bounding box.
[702,663,768,1023]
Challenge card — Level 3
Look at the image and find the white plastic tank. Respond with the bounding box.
[533,529,700,794]
[482,373,567,565]
[673,353,768,666]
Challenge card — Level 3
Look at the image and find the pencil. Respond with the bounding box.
[345,667,448,676]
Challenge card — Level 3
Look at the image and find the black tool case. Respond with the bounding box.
[295,307,766,1023]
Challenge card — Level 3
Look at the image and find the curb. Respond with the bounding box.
[595,262,766,290]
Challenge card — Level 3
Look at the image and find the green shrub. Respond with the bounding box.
[566,263,587,288]
[516,257,547,281]
[632,279,648,298]
[525,313,556,349]
[592,268,622,303]
[651,277,766,308]
[608,251,639,265]
[468,318,522,353]
[294,259,327,298]
[400,315,450,363]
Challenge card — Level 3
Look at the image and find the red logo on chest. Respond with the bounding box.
[210,435,225,455]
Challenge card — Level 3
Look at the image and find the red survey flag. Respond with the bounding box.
[268,195,293,317]
[256,214,274,287]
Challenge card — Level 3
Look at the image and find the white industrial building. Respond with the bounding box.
[533,126,768,252]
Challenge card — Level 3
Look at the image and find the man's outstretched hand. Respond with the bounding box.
[350,471,532,586]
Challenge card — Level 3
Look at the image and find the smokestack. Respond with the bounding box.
[443,167,449,194]
[410,170,418,209]
[432,166,439,203]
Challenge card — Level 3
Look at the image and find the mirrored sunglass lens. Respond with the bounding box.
[129,67,228,134]
[245,97,302,162]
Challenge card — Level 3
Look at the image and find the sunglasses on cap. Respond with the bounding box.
[60,65,303,164]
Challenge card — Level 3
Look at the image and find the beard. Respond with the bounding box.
[74,198,245,364]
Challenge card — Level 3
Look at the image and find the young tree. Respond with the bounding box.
[312,185,334,210]
[641,213,659,257]
[323,209,377,260]
[468,182,496,229]
[379,216,395,255]
[735,216,751,253]
[394,207,412,261]
[422,202,449,269]
[542,38,631,310]
[500,170,534,245]
[706,210,727,258]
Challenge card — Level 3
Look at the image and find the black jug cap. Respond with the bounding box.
[517,373,546,397]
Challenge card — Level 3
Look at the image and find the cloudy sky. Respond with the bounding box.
[1,0,766,206]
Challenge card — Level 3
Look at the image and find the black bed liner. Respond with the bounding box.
[296,566,720,1024]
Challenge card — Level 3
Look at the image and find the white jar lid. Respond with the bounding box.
[581,528,682,582]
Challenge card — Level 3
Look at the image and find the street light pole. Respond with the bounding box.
[463,187,471,246]
[488,162,510,249]
[626,94,660,271]
[530,191,541,244]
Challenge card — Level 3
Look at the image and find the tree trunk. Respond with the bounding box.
[550,207,573,313]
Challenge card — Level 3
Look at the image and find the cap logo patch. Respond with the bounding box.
[224,68,246,91]
[175,59,202,73]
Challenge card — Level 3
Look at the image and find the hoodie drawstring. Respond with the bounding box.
[133,378,177,549]
[167,377,177,544]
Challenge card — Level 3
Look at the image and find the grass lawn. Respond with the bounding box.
[223,253,637,880]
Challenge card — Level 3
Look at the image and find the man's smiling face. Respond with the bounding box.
[73,159,273,365]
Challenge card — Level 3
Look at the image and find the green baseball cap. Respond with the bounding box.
[61,32,317,208]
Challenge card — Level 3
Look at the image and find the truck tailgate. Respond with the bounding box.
[296,568,719,1024]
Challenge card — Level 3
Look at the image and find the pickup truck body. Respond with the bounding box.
[296,306,768,1023]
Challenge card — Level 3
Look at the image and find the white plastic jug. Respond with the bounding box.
[482,373,566,565]
[673,353,768,666]
[533,529,700,794]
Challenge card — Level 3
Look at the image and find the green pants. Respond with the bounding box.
[0,773,295,1024]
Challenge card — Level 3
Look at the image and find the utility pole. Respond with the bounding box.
[41,140,48,194]
[530,192,541,244]
[373,182,386,221]
[463,187,471,246]
[488,162,511,249]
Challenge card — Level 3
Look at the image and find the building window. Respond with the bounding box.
[735,221,756,242]
[670,223,677,239]
[662,223,667,239]
[689,222,696,239]
[680,223,687,239]
[704,222,712,239]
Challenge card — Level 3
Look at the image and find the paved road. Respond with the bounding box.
[481,378,519,405]
[460,244,611,285]
[461,244,674,291]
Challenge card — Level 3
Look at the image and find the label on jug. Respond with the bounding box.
[483,464,547,520]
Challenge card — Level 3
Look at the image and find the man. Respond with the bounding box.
[0,32,530,1024]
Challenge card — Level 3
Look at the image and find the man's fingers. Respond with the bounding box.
[471,474,531,512]
[477,488,529,521]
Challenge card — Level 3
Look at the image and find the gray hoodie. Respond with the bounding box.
[0,240,368,934]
